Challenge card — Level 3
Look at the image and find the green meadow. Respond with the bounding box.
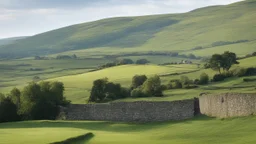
[1,116,256,144]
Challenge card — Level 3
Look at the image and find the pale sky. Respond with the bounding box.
[0,0,242,39]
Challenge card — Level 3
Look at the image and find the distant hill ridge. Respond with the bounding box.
[0,0,255,58]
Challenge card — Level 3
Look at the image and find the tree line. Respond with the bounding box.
[88,75,163,103]
[99,58,150,69]
[205,51,256,82]
[0,81,69,123]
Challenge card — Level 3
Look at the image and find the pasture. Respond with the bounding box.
[1,116,256,144]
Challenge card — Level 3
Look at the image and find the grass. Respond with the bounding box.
[48,64,198,103]
[0,0,255,58]
[0,58,110,93]
[58,56,256,103]
[116,55,199,64]
[1,116,256,144]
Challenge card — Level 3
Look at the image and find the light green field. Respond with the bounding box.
[1,116,256,144]
[0,59,110,93]
[47,57,255,103]
[48,64,198,103]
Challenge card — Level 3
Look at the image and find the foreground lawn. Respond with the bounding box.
[0,116,256,144]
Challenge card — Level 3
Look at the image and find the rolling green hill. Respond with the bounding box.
[0,0,255,58]
[0,36,28,46]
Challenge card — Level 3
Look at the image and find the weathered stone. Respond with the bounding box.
[199,93,256,118]
[64,100,194,122]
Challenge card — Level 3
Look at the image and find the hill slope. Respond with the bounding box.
[0,36,29,46]
[0,0,255,58]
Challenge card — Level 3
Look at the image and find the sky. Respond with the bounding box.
[0,0,242,39]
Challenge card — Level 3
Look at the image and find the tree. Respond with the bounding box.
[188,54,196,59]
[9,88,21,108]
[208,51,239,74]
[169,80,182,89]
[136,59,150,64]
[199,73,209,85]
[89,78,108,102]
[209,54,223,74]
[222,51,239,71]
[117,59,134,65]
[19,81,68,120]
[141,75,163,97]
[72,54,77,59]
[0,96,19,123]
[131,75,147,89]
[89,78,129,102]
[180,76,191,86]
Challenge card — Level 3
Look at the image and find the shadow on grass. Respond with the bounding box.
[50,132,94,144]
[0,115,214,132]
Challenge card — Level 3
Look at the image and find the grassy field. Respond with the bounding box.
[0,58,110,93]
[48,64,198,103]
[44,56,255,103]
[0,0,255,58]
[1,116,256,144]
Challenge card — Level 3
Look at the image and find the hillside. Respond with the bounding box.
[0,0,255,58]
[47,56,256,103]
[0,36,28,46]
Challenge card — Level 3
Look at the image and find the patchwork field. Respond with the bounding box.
[48,64,198,103]
[1,116,256,144]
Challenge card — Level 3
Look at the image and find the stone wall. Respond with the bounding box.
[64,100,194,122]
[199,93,256,118]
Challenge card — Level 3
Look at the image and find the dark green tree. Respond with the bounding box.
[222,51,239,71]
[131,75,147,89]
[209,54,223,74]
[19,81,68,120]
[141,75,163,97]
[117,59,134,65]
[199,73,209,85]
[136,59,150,64]
[9,88,21,108]
[0,96,19,123]
[89,78,108,102]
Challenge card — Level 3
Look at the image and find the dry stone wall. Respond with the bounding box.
[199,93,256,118]
[64,100,194,122]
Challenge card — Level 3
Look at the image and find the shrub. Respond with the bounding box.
[232,68,246,77]
[160,85,168,91]
[232,67,256,77]
[117,59,134,65]
[136,59,150,64]
[172,80,183,89]
[243,78,256,82]
[245,67,256,76]
[212,74,226,82]
[222,71,234,78]
[141,75,163,97]
[131,88,148,98]
[194,79,200,85]
[183,85,199,89]
[180,76,191,85]
[199,73,209,85]
[131,75,147,89]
